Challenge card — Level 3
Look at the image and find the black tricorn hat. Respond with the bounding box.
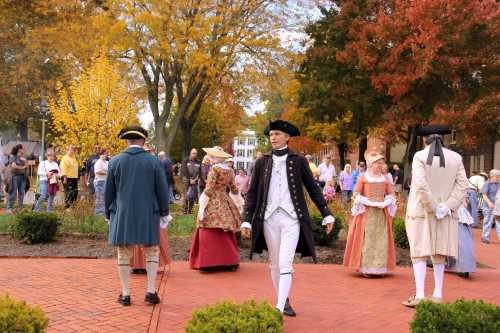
[264,120,300,137]
[118,126,148,140]
[417,125,452,136]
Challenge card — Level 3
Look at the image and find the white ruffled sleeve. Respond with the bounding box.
[383,195,397,218]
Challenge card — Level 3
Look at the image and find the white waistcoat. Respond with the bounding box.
[265,154,297,219]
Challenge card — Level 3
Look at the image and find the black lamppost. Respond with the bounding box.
[39,95,49,162]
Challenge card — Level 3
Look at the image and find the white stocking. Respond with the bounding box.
[118,265,131,296]
[432,263,445,299]
[412,261,427,299]
[271,270,280,295]
[276,273,292,312]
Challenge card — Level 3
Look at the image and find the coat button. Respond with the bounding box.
[299,214,303,218]
[290,173,294,177]
[289,167,292,170]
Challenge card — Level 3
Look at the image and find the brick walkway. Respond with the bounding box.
[0,230,498,333]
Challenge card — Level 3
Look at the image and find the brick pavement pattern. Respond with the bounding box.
[0,230,498,333]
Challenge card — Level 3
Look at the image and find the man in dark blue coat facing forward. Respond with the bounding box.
[105,126,171,306]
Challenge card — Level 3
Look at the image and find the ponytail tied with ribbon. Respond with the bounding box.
[417,125,452,169]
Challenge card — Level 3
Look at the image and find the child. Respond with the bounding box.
[323,179,336,203]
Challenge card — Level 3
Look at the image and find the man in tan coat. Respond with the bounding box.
[403,125,468,307]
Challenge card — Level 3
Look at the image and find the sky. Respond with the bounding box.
[139,1,326,128]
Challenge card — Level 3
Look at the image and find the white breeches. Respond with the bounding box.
[263,208,300,274]
[117,246,159,265]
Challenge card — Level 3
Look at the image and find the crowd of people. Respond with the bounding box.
[1,120,499,317]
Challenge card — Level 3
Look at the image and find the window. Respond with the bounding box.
[237,162,245,169]
[247,149,254,157]
[248,138,255,146]
[469,155,485,174]
[237,149,245,157]
[238,137,245,145]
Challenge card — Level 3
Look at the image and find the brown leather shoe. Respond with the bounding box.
[402,295,425,308]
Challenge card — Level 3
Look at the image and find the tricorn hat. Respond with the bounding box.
[118,126,148,140]
[264,120,300,137]
[202,146,232,159]
[417,125,452,136]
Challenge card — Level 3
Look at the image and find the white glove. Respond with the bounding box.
[435,203,451,220]
[198,192,209,221]
[160,215,173,229]
[322,215,335,226]
[105,218,110,225]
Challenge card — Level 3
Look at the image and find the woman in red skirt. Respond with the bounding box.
[189,146,242,271]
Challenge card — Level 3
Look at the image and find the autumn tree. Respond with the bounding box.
[98,0,292,157]
[50,55,139,158]
[338,0,500,167]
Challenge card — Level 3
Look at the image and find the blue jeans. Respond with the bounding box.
[94,180,106,215]
[168,185,175,204]
[7,174,26,209]
[482,205,500,241]
[342,190,353,202]
[34,180,56,213]
[467,189,479,226]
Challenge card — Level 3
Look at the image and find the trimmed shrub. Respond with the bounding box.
[10,211,60,244]
[186,300,283,333]
[392,217,409,249]
[0,294,49,333]
[411,299,500,333]
[311,212,343,246]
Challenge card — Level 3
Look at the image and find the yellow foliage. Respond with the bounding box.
[50,54,139,160]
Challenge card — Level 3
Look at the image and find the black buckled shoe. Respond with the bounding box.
[283,299,296,317]
[118,294,131,306]
[145,292,161,305]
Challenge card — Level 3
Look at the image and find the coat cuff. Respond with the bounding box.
[240,222,252,230]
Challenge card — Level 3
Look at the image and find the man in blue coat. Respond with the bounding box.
[105,126,171,306]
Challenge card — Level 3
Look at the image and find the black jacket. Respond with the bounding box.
[242,150,332,262]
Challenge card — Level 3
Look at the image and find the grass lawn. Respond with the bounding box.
[169,213,196,236]
[0,214,13,233]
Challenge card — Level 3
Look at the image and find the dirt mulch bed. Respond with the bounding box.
[0,234,413,266]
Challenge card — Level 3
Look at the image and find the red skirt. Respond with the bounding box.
[189,227,240,269]
[131,229,170,269]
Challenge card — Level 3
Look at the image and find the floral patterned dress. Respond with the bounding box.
[189,165,241,270]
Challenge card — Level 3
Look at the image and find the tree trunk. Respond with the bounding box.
[18,118,28,140]
[402,126,419,181]
[358,137,368,162]
[154,119,167,152]
[180,119,194,160]
[337,142,347,170]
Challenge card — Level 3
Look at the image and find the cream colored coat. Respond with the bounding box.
[406,146,468,258]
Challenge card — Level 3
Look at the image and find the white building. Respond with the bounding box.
[232,130,258,170]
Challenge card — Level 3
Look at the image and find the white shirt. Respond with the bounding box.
[264,153,297,219]
[37,160,60,181]
[317,162,336,182]
[94,158,109,181]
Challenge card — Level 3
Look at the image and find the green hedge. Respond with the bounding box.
[392,217,409,249]
[411,299,500,333]
[0,294,49,333]
[10,212,60,244]
[186,300,283,333]
[310,212,343,246]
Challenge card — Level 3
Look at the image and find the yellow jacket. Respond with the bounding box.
[60,155,79,179]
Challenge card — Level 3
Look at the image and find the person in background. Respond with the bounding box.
[247,151,263,179]
[6,144,28,213]
[344,151,397,278]
[181,148,201,214]
[382,164,394,185]
[323,179,336,204]
[60,145,80,209]
[0,152,6,202]
[159,151,175,204]
[199,155,211,195]
[189,146,242,271]
[467,171,487,228]
[34,148,60,213]
[493,187,500,225]
[85,144,100,196]
[352,161,366,189]
[392,164,404,196]
[480,169,500,244]
[305,155,318,180]
[226,158,235,175]
[93,149,109,215]
[235,168,250,198]
[317,155,336,189]
[445,198,476,278]
[339,164,354,202]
